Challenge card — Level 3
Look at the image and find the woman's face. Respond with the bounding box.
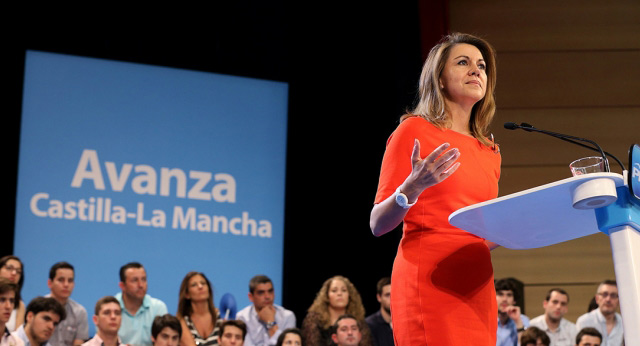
[281,333,302,346]
[186,274,209,302]
[328,279,349,310]
[0,259,22,284]
[439,43,487,107]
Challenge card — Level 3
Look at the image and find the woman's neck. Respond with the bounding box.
[445,100,473,136]
[191,300,210,315]
[328,306,346,324]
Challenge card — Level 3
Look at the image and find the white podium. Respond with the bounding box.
[449,172,640,344]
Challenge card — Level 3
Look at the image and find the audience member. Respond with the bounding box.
[495,278,529,346]
[364,277,392,346]
[46,262,88,346]
[237,275,296,346]
[301,276,371,346]
[529,288,577,346]
[116,262,168,346]
[82,297,122,346]
[0,278,24,346]
[176,272,220,346]
[275,328,302,346]
[219,320,246,346]
[0,256,25,331]
[575,327,602,346]
[331,315,362,346]
[586,298,598,313]
[151,314,181,346]
[12,297,66,346]
[520,326,550,346]
[576,280,623,346]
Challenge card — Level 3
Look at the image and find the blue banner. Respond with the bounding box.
[15,51,288,334]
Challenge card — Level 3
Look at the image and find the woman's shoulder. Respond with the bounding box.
[386,116,444,148]
[394,116,441,136]
[303,310,321,322]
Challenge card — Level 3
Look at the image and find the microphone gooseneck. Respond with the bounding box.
[503,122,624,172]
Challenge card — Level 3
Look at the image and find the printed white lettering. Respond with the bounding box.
[71,150,105,190]
[160,168,187,198]
[171,206,271,238]
[212,173,236,203]
[188,171,212,201]
[105,162,133,191]
[71,150,236,203]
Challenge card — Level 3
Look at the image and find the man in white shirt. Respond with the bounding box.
[236,275,295,346]
[576,280,623,346]
[529,288,577,346]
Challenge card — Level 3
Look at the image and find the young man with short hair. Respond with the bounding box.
[0,278,24,346]
[496,278,530,346]
[82,297,122,346]
[576,280,623,346]
[116,262,168,346]
[12,297,66,346]
[575,327,602,346]
[365,277,392,346]
[236,275,295,346]
[46,262,89,346]
[151,314,181,346]
[529,288,577,346]
[331,315,362,346]
[219,320,247,346]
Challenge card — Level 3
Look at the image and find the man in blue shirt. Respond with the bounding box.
[495,279,529,346]
[115,262,168,346]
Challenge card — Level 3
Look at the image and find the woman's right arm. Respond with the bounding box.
[370,139,460,237]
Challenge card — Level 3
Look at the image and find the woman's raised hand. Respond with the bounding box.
[401,139,460,202]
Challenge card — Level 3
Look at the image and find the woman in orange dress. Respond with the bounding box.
[370,33,501,345]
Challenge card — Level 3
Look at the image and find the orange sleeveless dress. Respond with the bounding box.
[375,117,500,345]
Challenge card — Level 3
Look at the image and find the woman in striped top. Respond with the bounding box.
[178,272,221,346]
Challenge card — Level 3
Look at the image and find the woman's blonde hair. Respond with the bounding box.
[405,32,497,146]
[307,275,365,329]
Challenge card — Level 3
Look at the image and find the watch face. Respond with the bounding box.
[396,192,408,208]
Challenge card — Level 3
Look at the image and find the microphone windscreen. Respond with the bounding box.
[504,122,519,130]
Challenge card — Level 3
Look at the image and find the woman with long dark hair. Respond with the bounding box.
[177,272,220,346]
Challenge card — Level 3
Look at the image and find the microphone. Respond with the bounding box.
[503,122,624,172]
[503,122,520,130]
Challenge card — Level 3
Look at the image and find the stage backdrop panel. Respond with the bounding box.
[14,51,288,334]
